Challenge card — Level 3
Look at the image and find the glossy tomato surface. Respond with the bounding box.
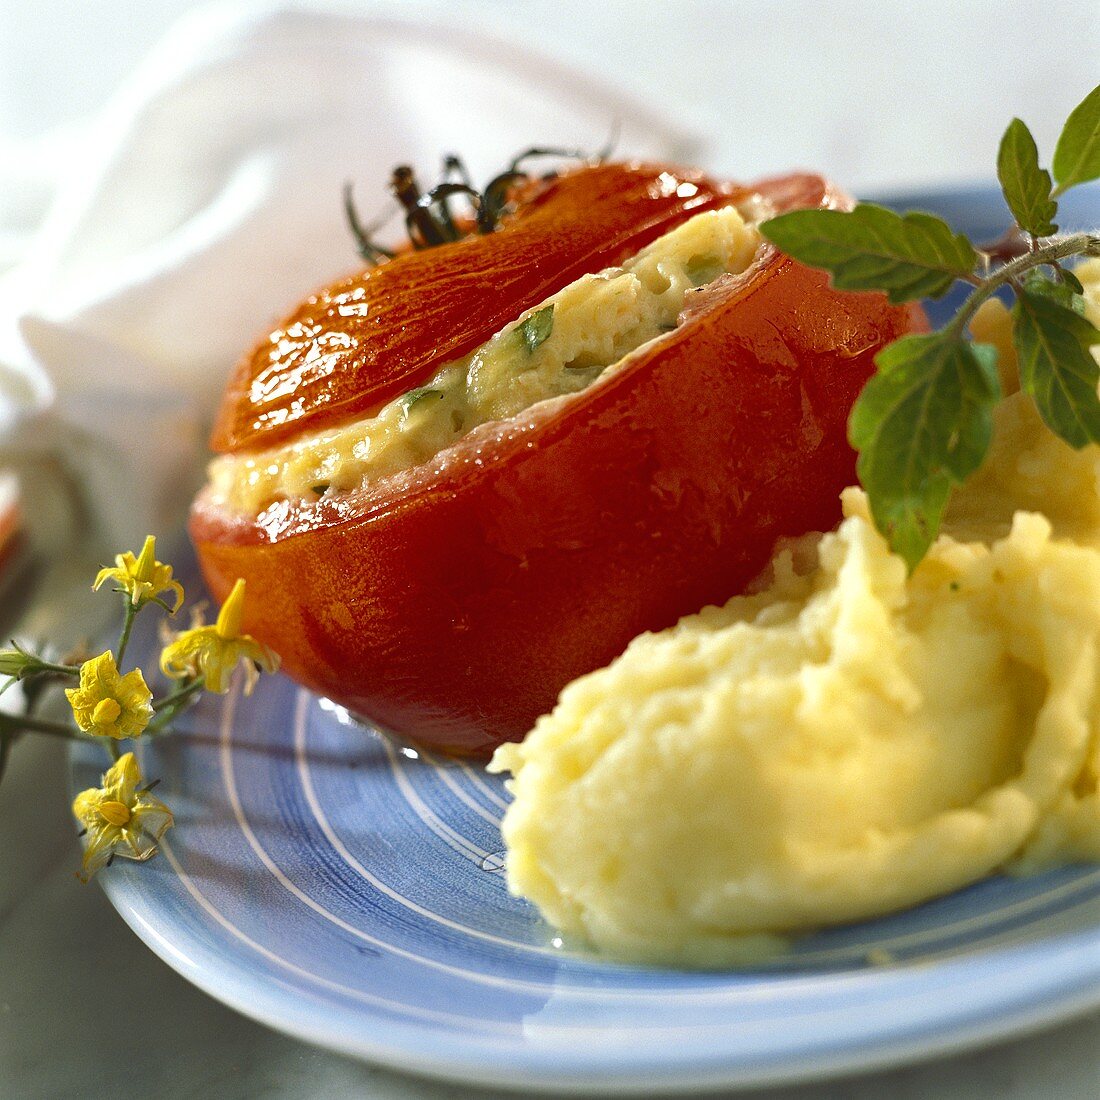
[212,164,733,453]
[193,166,924,755]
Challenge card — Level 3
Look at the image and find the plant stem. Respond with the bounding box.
[0,712,82,740]
[152,678,204,713]
[147,677,205,733]
[34,660,82,678]
[0,730,13,790]
[116,602,137,668]
[946,232,1100,340]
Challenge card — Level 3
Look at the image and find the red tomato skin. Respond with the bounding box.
[192,172,925,755]
[211,163,735,454]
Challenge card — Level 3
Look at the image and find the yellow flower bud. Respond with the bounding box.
[71,753,174,879]
[215,579,246,640]
[161,579,279,695]
[92,698,122,725]
[66,652,153,740]
[97,800,132,827]
[93,535,185,611]
[133,535,157,583]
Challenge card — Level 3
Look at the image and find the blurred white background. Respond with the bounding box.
[3,0,1096,298]
[2,0,1098,188]
[1,4,1098,1100]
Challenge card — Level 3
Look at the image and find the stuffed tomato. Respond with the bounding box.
[192,162,924,755]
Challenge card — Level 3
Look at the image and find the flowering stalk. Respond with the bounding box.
[0,712,82,739]
[116,603,137,669]
[147,677,205,734]
[0,535,279,878]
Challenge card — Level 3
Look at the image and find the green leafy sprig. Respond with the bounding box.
[761,84,1100,569]
[399,386,445,416]
[519,305,555,353]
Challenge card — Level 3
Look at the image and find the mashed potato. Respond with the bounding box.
[487,263,1100,967]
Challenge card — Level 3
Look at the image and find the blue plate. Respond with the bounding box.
[74,185,1100,1093]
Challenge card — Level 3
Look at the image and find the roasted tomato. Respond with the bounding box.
[192,162,924,755]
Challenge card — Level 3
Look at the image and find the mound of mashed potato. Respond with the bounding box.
[487,263,1100,967]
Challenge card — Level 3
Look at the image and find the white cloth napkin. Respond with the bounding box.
[0,4,700,551]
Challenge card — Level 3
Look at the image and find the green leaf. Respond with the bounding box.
[996,118,1057,236]
[849,333,1001,568]
[1021,271,1085,314]
[1013,286,1100,447]
[1061,267,1086,296]
[1052,84,1100,193]
[399,387,443,415]
[0,643,51,682]
[519,305,555,352]
[759,204,978,302]
[0,648,29,679]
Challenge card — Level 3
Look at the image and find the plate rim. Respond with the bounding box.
[96,855,1100,1094]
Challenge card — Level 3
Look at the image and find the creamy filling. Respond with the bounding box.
[208,206,762,517]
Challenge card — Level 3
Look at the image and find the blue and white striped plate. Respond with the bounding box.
[75,185,1100,1093]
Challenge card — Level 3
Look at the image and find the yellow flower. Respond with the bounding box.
[160,579,279,694]
[93,535,184,611]
[72,752,173,879]
[65,651,154,739]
